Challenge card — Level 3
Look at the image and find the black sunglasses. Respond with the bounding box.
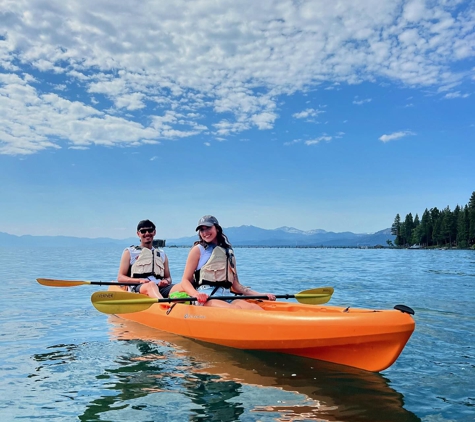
[139,228,155,234]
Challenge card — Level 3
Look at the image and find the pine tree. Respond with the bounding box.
[457,206,468,248]
[468,192,475,246]
[411,214,421,245]
[440,206,455,247]
[420,209,431,247]
[431,207,441,246]
[391,214,402,246]
[404,213,414,246]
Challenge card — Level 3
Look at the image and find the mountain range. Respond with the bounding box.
[0,226,395,247]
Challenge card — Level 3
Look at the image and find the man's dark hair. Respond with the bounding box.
[137,219,156,231]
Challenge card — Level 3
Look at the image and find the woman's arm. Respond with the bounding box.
[178,246,208,302]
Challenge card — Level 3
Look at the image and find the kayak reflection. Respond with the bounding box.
[107,316,421,422]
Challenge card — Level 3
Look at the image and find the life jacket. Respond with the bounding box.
[193,245,235,290]
[128,246,165,279]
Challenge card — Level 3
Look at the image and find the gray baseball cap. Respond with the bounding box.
[196,215,219,231]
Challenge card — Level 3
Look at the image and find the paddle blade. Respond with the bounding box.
[91,291,157,314]
[295,287,334,304]
[37,278,90,287]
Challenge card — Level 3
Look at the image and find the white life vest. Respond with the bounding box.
[128,246,165,279]
[194,245,235,289]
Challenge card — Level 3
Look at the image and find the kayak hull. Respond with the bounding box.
[107,286,415,372]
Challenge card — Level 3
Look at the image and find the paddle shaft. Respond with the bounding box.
[37,278,145,287]
[77,280,142,286]
[103,293,324,304]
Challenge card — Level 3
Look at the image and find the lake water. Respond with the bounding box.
[0,246,474,421]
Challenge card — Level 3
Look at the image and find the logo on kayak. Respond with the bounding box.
[184,314,205,319]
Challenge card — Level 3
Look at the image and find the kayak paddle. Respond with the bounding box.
[37,278,141,287]
[91,287,334,314]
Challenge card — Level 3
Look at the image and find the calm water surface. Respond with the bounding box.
[0,246,474,421]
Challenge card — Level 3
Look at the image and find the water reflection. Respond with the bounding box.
[184,373,245,421]
[29,317,421,421]
[31,339,201,421]
[105,317,421,422]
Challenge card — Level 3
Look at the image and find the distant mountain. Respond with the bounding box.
[0,226,395,248]
[0,232,137,247]
[166,226,395,247]
[275,226,328,235]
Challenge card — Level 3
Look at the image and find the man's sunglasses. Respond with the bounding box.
[139,228,155,234]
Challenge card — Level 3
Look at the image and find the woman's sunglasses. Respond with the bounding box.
[139,228,155,234]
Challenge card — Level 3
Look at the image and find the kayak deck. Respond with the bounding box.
[106,286,415,372]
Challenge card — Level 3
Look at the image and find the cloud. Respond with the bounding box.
[0,73,168,154]
[443,91,470,99]
[305,136,332,146]
[0,0,474,155]
[293,108,325,119]
[379,131,415,143]
[284,139,301,146]
[353,98,372,105]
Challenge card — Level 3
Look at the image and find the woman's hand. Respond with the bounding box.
[196,292,208,304]
[242,286,276,301]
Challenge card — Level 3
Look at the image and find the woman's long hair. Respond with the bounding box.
[195,224,232,249]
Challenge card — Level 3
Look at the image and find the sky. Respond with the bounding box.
[0,0,474,240]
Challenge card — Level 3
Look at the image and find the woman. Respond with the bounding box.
[170,215,275,308]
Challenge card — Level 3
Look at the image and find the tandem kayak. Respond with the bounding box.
[100,286,415,372]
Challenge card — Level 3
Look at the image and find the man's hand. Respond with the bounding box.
[139,278,151,284]
[158,278,171,287]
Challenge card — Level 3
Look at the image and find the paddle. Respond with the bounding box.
[37,278,141,288]
[91,287,334,314]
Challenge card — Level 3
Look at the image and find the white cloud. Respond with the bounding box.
[443,91,470,99]
[284,139,301,146]
[0,73,163,154]
[379,131,415,142]
[0,0,474,155]
[305,136,332,146]
[213,120,250,136]
[353,98,372,105]
[293,108,325,119]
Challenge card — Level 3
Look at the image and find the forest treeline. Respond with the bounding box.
[390,191,475,249]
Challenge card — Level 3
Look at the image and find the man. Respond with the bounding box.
[117,219,173,298]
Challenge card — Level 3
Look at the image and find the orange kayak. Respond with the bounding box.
[106,286,415,372]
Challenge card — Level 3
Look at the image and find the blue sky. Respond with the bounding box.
[1,0,474,240]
